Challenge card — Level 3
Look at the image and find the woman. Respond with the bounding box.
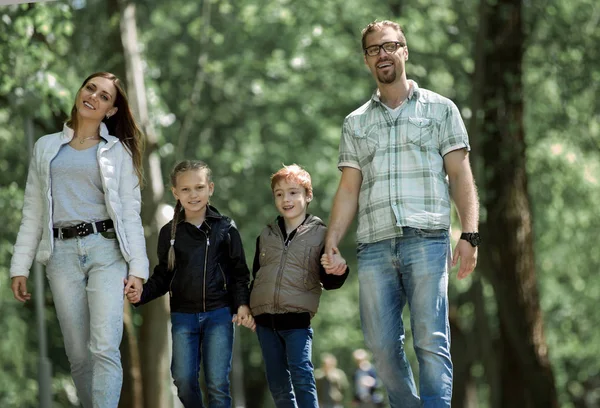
[10,72,149,408]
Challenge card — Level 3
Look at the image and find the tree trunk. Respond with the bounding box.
[478,0,558,406]
[118,2,172,407]
[449,307,477,408]
[119,305,143,408]
[175,0,211,161]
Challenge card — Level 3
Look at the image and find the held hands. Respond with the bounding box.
[452,239,478,280]
[11,276,31,302]
[321,247,347,275]
[124,275,144,303]
[232,305,256,332]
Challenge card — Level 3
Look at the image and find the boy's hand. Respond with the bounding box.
[321,247,347,275]
[11,276,31,302]
[124,276,143,303]
[232,305,256,332]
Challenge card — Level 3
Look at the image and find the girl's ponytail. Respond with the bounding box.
[167,200,182,271]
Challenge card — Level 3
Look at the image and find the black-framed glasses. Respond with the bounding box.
[364,41,405,57]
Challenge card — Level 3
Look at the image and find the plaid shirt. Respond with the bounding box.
[338,80,470,243]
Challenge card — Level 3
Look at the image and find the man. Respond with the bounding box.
[323,20,480,407]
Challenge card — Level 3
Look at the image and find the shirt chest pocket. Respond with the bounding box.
[353,124,388,160]
[406,117,436,149]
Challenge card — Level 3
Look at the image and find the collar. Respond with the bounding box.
[371,79,419,105]
[61,122,119,145]
[176,205,222,229]
[276,214,310,239]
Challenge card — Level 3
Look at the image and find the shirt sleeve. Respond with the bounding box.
[226,222,251,309]
[439,101,471,157]
[10,143,44,278]
[137,224,174,306]
[338,118,362,171]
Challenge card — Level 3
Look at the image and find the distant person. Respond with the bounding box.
[323,19,480,407]
[249,164,349,408]
[352,349,384,408]
[127,160,253,408]
[10,71,148,408]
[315,353,349,408]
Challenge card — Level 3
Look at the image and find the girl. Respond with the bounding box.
[10,72,148,408]
[127,160,253,408]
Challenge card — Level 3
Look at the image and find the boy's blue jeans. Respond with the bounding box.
[171,307,234,408]
[256,325,318,408]
[358,228,453,408]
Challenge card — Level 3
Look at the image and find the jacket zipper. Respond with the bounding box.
[96,142,127,249]
[47,139,70,253]
[218,264,227,291]
[169,227,210,303]
[274,227,288,311]
[202,231,210,312]
[169,268,178,297]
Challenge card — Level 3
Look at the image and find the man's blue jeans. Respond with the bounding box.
[357,228,452,408]
[256,325,319,408]
[171,307,234,408]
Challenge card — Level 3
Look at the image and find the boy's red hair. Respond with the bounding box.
[270,164,313,197]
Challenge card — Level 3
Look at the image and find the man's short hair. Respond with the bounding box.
[361,20,407,50]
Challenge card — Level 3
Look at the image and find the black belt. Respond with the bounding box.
[53,219,114,239]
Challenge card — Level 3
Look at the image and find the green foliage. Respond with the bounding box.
[0,3,80,407]
[523,0,600,405]
[1,0,599,406]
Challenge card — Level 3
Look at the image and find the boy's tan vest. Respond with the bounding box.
[250,215,326,318]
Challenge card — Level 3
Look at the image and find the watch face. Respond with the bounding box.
[471,234,481,246]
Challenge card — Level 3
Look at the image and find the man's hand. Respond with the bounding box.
[452,239,478,279]
[11,276,31,302]
[321,247,348,275]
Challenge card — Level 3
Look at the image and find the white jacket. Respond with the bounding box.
[10,123,149,281]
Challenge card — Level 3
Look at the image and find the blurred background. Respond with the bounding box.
[0,0,599,407]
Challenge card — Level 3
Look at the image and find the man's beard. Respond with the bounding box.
[377,70,397,84]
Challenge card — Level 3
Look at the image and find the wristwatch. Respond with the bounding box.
[460,232,481,247]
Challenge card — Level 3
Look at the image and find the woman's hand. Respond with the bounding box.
[11,276,31,302]
[124,275,143,303]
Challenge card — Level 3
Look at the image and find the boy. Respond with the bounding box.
[248,164,349,408]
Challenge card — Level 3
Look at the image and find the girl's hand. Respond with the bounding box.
[11,276,31,302]
[124,276,143,303]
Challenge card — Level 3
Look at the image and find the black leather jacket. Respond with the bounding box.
[137,205,250,313]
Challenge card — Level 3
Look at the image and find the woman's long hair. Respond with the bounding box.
[167,160,213,271]
[67,72,145,186]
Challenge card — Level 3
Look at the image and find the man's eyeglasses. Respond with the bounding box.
[364,41,405,57]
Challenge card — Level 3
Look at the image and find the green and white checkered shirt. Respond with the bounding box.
[338,80,470,244]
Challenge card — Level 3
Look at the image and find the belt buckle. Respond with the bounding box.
[58,228,64,240]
